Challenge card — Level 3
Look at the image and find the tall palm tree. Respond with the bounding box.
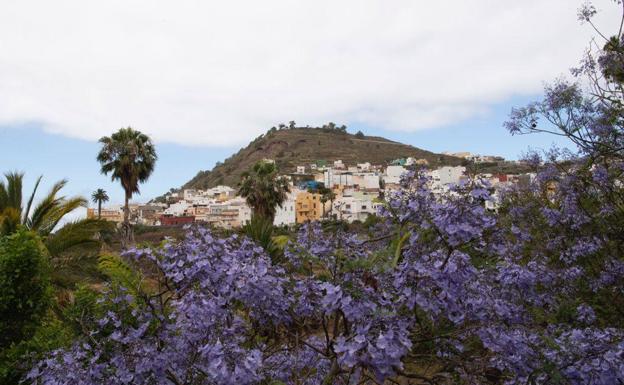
[91,189,109,218]
[97,127,157,247]
[238,161,290,222]
[0,172,104,257]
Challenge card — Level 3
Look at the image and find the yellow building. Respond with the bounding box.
[295,192,326,223]
[87,206,124,223]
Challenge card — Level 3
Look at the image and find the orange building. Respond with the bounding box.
[295,192,327,223]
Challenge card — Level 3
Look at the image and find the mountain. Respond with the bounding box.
[179,126,464,191]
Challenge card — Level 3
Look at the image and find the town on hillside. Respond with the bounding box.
[88,152,534,229]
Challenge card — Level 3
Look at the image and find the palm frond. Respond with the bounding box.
[0,181,7,211]
[27,179,67,231]
[0,207,21,236]
[45,218,109,257]
[40,197,87,236]
[23,175,43,223]
[98,253,143,293]
[243,215,282,263]
[3,171,24,210]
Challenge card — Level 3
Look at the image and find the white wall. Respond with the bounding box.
[434,166,466,185]
[274,193,296,226]
[164,201,190,216]
[383,165,406,185]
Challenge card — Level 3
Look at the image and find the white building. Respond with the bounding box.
[357,162,371,171]
[429,166,466,186]
[230,198,252,226]
[333,193,379,222]
[205,185,236,200]
[274,192,297,226]
[324,168,353,188]
[405,157,428,167]
[333,160,345,169]
[352,173,380,190]
[204,197,251,229]
[183,189,200,201]
[383,165,407,185]
[164,201,191,216]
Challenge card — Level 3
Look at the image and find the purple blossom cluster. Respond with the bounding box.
[28,163,624,384]
[37,165,624,385]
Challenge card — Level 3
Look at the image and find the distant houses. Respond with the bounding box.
[90,155,533,229]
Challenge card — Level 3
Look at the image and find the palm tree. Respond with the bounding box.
[0,172,104,257]
[317,185,335,219]
[91,189,109,218]
[97,127,157,247]
[238,161,290,222]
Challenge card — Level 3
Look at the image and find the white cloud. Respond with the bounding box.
[0,0,620,146]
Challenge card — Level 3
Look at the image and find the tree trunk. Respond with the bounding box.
[122,191,132,248]
[97,200,102,219]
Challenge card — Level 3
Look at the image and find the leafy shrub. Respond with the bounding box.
[0,230,53,384]
[0,230,51,349]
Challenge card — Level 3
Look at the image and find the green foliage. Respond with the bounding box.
[362,213,381,229]
[98,253,143,293]
[0,285,104,385]
[45,218,112,258]
[91,188,109,218]
[0,172,86,237]
[238,161,290,222]
[97,127,157,197]
[63,285,104,335]
[0,230,51,349]
[0,314,73,385]
[0,172,107,260]
[97,127,157,246]
[243,216,284,263]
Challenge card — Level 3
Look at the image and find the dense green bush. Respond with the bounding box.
[0,315,72,384]
[0,230,51,349]
[0,229,54,384]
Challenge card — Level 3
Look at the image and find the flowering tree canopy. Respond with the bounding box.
[28,155,624,384]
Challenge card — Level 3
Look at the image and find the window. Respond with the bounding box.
[362,205,367,209]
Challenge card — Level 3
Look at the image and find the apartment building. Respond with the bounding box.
[295,192,326,223]
[333,192,379,222]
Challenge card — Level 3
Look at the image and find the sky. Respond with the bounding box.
[0,0,621,207]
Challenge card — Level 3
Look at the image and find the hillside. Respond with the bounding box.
[180,127,464,190]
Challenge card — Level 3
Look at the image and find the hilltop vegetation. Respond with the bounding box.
[181,125,464,190]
